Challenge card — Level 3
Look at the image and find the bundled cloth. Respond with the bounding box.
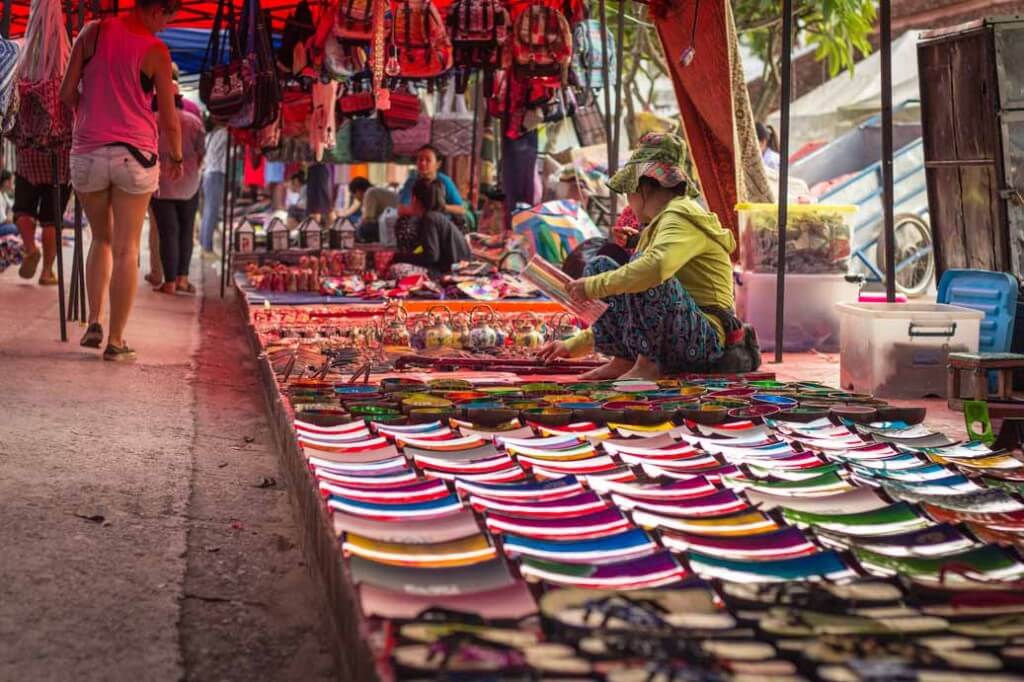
[0,235,26,273]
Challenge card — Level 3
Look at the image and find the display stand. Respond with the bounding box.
[51,151,67,342]
[219,138,235,298]
[67,199,86,323]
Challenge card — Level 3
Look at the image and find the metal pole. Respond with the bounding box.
[610,0,627,219]
[227,142,238,283]
[880,0,896,303]
[774,0,793,364]
[598,0,613,165]
[219,136,233,298]
[68,198,78,321]
[1,0,12,38]
[52,153,67,342]
[468,77,482,209]
[74,198,86,321]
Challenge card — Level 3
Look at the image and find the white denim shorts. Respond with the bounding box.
[70,146,160,195]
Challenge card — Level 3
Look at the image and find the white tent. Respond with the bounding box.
[768,32,922,150]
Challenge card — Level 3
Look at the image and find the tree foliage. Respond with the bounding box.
[735,0,877,120]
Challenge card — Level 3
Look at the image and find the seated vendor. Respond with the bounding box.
[342,177,398,243]
[398,145,465,218]
[390,178,471,278]
[538,133,745,380]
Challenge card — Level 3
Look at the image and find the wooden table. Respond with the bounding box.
[947,352,1024,406]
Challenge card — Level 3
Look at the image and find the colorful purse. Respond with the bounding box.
[431,85,474,157]
[391,111,432,156]
[380,87,422,130]
[200,0,253,120]
[340,78,376,117]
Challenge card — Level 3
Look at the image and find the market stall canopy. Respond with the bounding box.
[768,31,922,151]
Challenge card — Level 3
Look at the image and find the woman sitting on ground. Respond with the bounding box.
[390,178,471,278]
[538,133,741,381]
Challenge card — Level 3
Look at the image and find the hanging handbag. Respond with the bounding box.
[511,3,572,81]
[447,0,509,71]
[335,0,375,43]
[324,119,354,164]
[391,111,432,156]
[0,38,20,136]
[200,0,253,120]
[380,87,421,130]
[351,117,392,162]
[340,76,376,117]
[431,85,474,157]
[281,87,313,138]
[572,90,606,147]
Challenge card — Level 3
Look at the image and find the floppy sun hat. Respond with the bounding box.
[607,132,701,200]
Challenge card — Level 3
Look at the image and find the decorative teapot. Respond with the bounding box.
[467,305,499,350]
[549,312,580,341]
[450,311,471,350]
[379,301,411,349]
[513,312,546,349]
[423,305,454,350]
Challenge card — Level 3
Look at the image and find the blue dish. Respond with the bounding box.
[752,394,799,408]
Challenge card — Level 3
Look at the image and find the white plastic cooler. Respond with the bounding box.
[837,302,983,398]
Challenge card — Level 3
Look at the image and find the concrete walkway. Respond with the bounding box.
[0,231,335,681]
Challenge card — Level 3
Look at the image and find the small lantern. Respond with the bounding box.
[330,218,356,250]
[234,219,255,254]
[298,218,323,250]
[267,217,290,252]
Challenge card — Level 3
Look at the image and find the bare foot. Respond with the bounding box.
[579,357,634,380]
[618,355,662,380]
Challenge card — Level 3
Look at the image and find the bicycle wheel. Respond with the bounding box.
[877,213,934,298]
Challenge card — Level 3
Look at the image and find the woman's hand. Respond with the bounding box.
[613,224,639,247]
[566,278,590,303]
[537,340,570,363]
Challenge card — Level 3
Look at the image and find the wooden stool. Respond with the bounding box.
[947,352,1024,406]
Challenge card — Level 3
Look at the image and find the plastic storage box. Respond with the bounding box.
[736,203,857,274]
[735,273,859,352]
[837,302,983,398]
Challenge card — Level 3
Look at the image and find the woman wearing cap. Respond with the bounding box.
[537,133,740,380]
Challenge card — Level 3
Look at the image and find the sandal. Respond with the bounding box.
[80,322,104,349]
[103,342,136,362]
[153,283,176,295]
[38,271,58,286]
[19,250,40,279]
[176,282,196,295]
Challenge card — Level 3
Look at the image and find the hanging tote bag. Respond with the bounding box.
[431,86,473,157]
[11,0,72,148]
[380,87,421,129]
[324,119,354,164]
[351,116,392,162]
[571,18,615,92]
[447,0,510,71]
[572,90,606,147]
[200,0,253,120]
[0,38,21,136]
[391,110,431,156]
[336,0,375,43]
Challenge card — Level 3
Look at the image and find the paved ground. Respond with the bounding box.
[0,229,335,681]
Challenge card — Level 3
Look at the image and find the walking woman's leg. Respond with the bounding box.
[151,198,178,291]
[108,187,153,347]
[78,189,113,325]
[176,193,199,286]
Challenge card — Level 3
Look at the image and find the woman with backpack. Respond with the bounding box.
[61,0,183,361]
[537,133,750,380]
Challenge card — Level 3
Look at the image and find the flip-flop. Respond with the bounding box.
[103,342,136,362]
[80,323,104,348]
[19,250,40,279]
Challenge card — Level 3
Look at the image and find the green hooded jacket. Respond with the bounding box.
[564,197,737,357]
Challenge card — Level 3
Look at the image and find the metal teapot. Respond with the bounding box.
[423,305,454,350]
[514,312,546,349]
[549,312,580,341]
[467,305,499,350]
[379,302,411,349]
[450,311,471,350]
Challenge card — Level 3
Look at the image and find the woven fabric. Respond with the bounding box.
[351,117,392,162]
[0,38,21,133]
[572,99,605,147]
[431,89,473,157]
[391,113,432,157]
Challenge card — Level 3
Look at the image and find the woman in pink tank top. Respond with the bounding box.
[60,0,183,362]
